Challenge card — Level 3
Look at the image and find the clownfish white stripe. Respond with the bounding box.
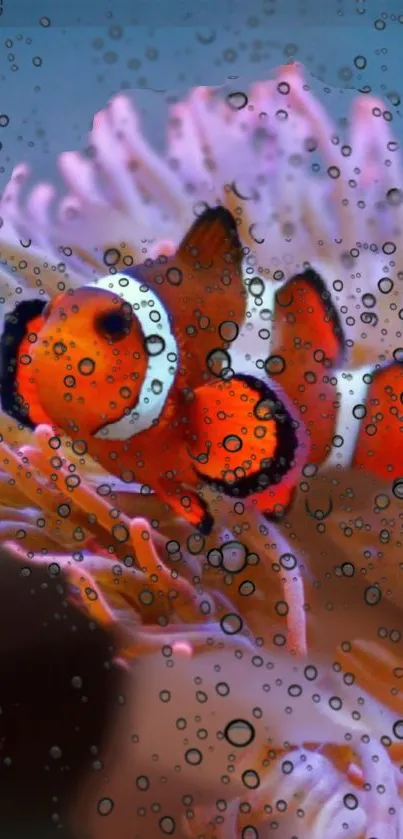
[87,272,179,441]
[325,365,371,468]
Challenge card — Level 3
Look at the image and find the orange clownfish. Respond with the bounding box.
[0,205,400,534]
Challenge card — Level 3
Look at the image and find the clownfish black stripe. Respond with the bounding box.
[194,373,299,499]
[0,298,47,429]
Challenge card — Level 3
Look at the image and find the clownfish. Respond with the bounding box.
[0,204,400,534]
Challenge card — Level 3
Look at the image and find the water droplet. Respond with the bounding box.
[97,797,114,816]
[227,91,248,110]
[224,719,255,748]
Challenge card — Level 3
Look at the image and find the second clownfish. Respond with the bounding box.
[0,205,400,533]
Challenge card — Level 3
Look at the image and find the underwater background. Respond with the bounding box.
[0,1,402,838]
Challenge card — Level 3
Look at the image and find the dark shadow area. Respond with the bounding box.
[0,548,124,839]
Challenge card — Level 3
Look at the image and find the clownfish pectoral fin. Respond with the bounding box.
[0,298,54,429]
[268,269,345,467]
[352,361,403,483]
[186,374,307,518]
[139,206,246,388]
[157,475,215,535]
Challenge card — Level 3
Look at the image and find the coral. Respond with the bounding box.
[0,63,402,368]
[0,63,402,837]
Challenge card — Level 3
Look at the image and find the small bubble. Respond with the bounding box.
[288,683,303,697]
[0,115,9,127]
[265,354,286,375]
[97,797,114,816]
[393,348,403,363]
[136,775,150,791]
[166,266,183,286]
[220,612,243,635]
[104,51,118,64]
[215,681,230,697]
[72,439,88,456]
[104,247,121,267]
[220,540,248,574]
[227,91,248,110]
[112,524,129,543]
[206,347,231,378]
[224,719,255,748]
[127,57,141,70]
[378,277,394,294]
[139,590,154,607]
[195,29,216,45]
[78,357,95,376]
[354,55,367,69]
[223,48,237,62]
[361,293,376,310]
[304,665,318,681]
[32,57,42,67]
[109,25,122,39]
[223,435,242,454]
[57,503,71,519]
[393,719,403,739]
[159,690,171,703]
[185,748,202,765]
[392,479,403,499]
[49,745,62,760]
[280,553,297,571]
[375,493,390,509]
[364,584,382,606]
[39,16,51,26]
[386,187,403,206]
[53,341,67,356]
[166,539,180,554]
[343,792,359,809]
[219,320,239,343]
[159,816,176,834]
[238,579,255,597]
[277,80,290,95]
[361,311,378,326]
[144,334,166,357]
[249,276,265,297]
[242,769,260,789]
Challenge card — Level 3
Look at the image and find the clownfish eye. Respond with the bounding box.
[95,308,132,342]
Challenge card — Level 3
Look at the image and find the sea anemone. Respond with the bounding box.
[0,62,403,838]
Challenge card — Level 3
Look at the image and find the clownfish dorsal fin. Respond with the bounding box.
[272,268,345,370]
[135,206,247,389]
[268,269,346,466]
[352,359,403,482]
[176,205,244,270]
